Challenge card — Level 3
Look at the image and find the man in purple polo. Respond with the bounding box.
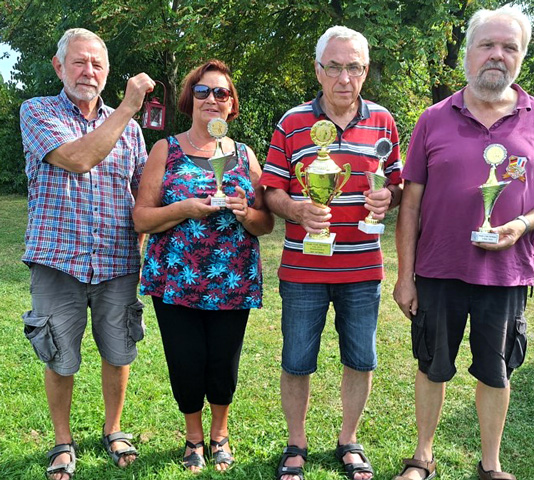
[393,6,532,480]
[20,28,155,480]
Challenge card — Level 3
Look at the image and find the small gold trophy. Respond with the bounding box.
[358,137,393,235]
[295,120,351,256]
[207,118,235,207]
[470,144,510,243]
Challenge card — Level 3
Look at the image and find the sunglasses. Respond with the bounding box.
[192,84,232,102]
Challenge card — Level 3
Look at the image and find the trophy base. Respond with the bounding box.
[302,233,336,256]
[358,220,385,235]
[471,231,499,244]
[211,196,227,207]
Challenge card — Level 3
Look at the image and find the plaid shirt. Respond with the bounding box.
[20,89,148,284]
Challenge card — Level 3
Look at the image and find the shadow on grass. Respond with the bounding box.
[0,440,384,480]
[423,360,534,480]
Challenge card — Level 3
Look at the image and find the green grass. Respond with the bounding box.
[0,194,533,479]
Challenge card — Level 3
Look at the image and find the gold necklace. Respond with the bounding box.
[186,130,215,153]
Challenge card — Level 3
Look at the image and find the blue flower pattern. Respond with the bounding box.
[140,136,262,310]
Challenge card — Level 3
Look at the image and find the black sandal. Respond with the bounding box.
[101,429,139,467]
[183,440,206,471]
[335,442,374,479]
[210,437,234,469]
[46,442,77,480]
[276,445,308,480]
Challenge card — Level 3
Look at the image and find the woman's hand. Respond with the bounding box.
[182,197,221,219]
[226,186,249,223]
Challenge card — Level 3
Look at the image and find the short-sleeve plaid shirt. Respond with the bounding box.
[20,89,148,284]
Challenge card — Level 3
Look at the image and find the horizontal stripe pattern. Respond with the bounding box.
[261,95,401,284]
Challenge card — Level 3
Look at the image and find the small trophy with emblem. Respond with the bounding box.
[358,137,393,235]
[470,144,511,244]
[295,120,351,256]
[207,118,235,207]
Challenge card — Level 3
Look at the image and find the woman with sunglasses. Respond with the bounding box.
[133,59,273,473]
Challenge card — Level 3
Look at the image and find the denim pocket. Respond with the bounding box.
[126,299,145,345]
[507,315,527,369]
[22,310,58,362]
[411,311,432,362]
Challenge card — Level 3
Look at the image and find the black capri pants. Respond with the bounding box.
[152,296,250,414]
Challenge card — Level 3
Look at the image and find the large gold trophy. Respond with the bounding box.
[207,118,235,207]
[470,144,510,243]
[295,120,351,256]
[358,137,393,235]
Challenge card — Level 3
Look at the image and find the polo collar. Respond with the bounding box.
[311,91,370,126]
[452,83,532,112]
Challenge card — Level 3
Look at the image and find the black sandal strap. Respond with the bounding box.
[183,440,206,469]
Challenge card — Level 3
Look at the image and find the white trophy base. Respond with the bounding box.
[302,233,336,256]
[471,231,499,244]
[211,196,227,207]
[358,220,385,235]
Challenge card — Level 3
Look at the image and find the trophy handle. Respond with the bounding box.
[334,163,351,198]
[295,162,309,196]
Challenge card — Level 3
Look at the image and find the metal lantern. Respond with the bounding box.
[142,81,166,130]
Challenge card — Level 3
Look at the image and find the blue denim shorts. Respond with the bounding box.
[279,280,380,375]
[22,264,145,376]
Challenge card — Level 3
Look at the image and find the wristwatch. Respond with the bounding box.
[515,215,530,235]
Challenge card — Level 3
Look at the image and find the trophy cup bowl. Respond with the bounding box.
[358,137,393,235]
[297,166,351,239]
[470,180,510,243]
[208,154,234,206]
[295,120,351,256]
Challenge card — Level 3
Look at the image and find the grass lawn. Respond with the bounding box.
[0,194,533,479]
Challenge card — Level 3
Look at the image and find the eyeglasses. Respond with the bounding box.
[192,84,232,102]
[318,62,367,78]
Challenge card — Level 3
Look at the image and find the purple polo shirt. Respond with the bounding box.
[403,84,534,286]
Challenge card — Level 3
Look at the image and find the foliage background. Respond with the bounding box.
[2,0,534,194]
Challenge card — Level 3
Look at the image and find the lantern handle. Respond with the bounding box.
[151,80,167,104]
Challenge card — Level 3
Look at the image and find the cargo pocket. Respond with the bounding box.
[507,315,527,369]
[411,310,432,362]
[126,299,145,347]
[22,310,58,362]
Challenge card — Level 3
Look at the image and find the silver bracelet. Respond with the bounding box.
[516,215,530,235]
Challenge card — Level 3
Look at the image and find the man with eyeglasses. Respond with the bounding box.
[261,26,402,480]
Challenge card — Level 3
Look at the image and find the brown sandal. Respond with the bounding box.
[394,457,436,480]
[477,461,516,480]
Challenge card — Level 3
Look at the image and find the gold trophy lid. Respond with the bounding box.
[483,144,507,186]
[308,120,340,174]
[207,118,228,139]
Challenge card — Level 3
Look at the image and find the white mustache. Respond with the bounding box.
[480,62,506,73]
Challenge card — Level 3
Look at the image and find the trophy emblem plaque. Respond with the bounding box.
[295,120,351,256]
[207,118,235,207]
[358,137,393,235]
[470,144,511,244]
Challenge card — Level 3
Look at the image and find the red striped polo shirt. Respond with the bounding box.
[260,93,402,284]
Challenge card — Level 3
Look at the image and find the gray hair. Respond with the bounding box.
[315,26,370,64]
[55,28,109,65]
[465,6,531,57]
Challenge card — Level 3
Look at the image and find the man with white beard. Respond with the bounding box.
[393,6,532,480]
[20,28,154,480]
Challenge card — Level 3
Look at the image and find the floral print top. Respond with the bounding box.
[140,136,262,310]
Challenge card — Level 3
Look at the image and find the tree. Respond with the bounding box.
[0,0,531,193]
